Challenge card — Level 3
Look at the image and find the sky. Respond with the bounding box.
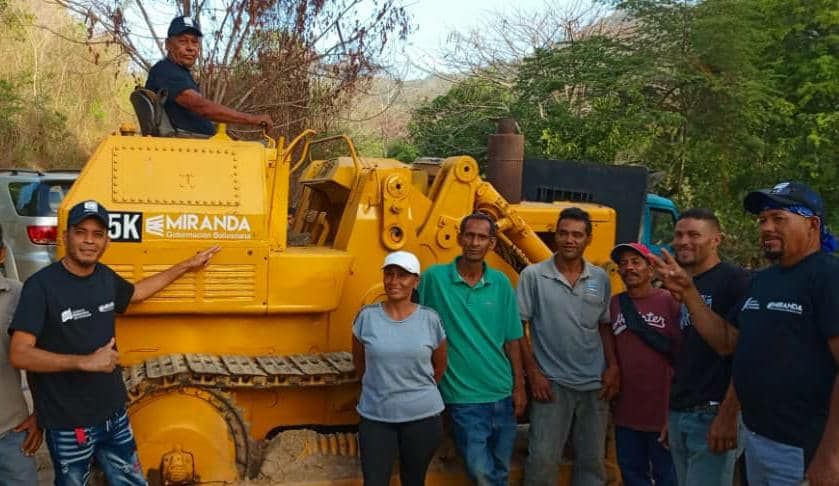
[113,0,573,79]
[398,0,559,77]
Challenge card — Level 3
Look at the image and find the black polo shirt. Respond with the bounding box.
[733,251,839,465]
[670,262,750,410]
[9,262,134,429]
[146,57,216,135]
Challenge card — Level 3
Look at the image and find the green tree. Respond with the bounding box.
[408,77,512,170]
[386,139,418,163]
[407,0,838,262]
[0,0,132,168]
[754,0,838,212]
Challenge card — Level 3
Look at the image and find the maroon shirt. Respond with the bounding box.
[610,288,682,432]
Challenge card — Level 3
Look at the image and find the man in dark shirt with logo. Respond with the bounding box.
[8,200,219,485]
[654,183,839,486]
[145,17,273,136]
[667,209,750,486]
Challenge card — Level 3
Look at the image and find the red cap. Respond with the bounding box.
[610,242,653,264]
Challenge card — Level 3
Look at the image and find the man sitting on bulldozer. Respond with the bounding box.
[145,16,273,136]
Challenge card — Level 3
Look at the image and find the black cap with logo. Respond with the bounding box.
[167,16,203,38]
[67,200,109,229]
[743,181,825,217]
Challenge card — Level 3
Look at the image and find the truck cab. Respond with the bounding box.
[643,193,680,254]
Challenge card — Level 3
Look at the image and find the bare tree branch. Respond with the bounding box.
[133,0,165,58]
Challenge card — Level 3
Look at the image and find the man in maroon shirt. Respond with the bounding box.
[609,243,681,486]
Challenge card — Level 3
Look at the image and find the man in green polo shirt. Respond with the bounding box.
[419,212,526,486]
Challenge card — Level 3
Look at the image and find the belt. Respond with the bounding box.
[672,402,720,414]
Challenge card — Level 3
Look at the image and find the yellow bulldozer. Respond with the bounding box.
[56,119,623,484]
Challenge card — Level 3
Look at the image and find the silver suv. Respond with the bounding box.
[0,170,78,281]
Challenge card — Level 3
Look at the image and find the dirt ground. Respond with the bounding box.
[34,431,366,485]
[33,426,526,485]
[35,445,54,485]
[34,425,617,485]
[256,429,363,483]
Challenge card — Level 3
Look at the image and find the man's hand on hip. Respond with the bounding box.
[13,413,42,455]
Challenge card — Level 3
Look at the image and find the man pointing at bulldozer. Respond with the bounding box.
[8,200,219,485]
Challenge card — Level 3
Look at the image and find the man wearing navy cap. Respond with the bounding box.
[653,182,839,486]
[8,200,220,485]
[145,16,273,136]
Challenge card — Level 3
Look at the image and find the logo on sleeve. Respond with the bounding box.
[98,301,115,313]
[60,307,93,323]
[741,298,760,311]
[766,301,803,315]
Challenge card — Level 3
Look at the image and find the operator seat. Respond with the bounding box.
[130,87,209,138]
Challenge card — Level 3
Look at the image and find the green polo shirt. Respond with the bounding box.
[418,258,523,404]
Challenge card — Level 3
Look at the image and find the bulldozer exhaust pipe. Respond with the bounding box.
[486,118,524,204]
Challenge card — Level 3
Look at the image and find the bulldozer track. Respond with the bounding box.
[122,351,358,401]
[122,352,357,481]
[138,386,255,480]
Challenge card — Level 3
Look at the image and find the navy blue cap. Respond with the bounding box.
[744,181,825,217]
[67,200,109,229]
[167,16,203,38]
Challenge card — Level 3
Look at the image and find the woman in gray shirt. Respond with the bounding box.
[352,251,448,486]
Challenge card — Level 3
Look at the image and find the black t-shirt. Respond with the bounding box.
[670,262,750,410]
[145,57,216,136]
[733,251,839,465]
[9,262,135,429]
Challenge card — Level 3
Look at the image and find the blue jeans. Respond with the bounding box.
[45,408,147,486]
[448,397,517,486]
[668,410,738,486]
[0,429,38,486]
[524,382,609,486]
[615,426,676,486]
[742,425,804,486]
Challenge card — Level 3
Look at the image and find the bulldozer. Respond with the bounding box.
[55,119,622,484]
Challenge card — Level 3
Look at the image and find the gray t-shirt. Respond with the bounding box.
[353,303,446,422]
[0,278,27,435]
[517,257,611,391]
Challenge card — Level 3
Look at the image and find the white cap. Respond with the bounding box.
[382,251,421,275]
